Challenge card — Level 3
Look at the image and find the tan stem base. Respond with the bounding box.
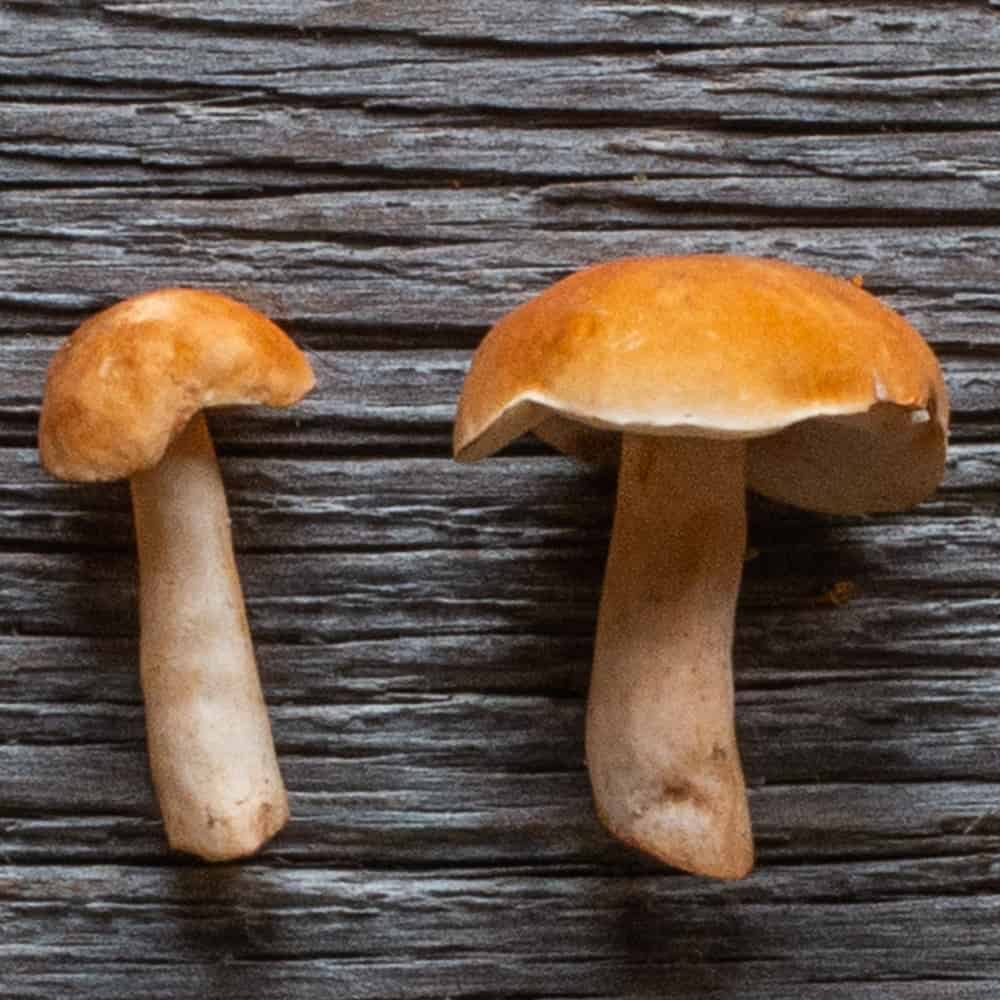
[130,414,289,861]
[587,434,753,879]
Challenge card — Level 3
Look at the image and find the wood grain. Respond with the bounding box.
[3,2,1000,997]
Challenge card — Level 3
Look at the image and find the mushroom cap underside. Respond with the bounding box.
[453,255,948,514]
[39,288,316,482]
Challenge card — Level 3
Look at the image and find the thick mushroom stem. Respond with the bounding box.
[129,413,289,860]
[587,433,753,879]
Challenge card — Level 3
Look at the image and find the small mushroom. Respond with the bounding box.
[453,255,948,879]
[39,288,315,861]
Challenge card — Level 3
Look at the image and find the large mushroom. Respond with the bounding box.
[39,288,315,861]
[453,255,948,879]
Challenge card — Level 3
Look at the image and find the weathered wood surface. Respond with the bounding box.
[3,2,1000,997]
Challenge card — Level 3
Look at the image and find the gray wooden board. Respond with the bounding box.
[3,2,1000,997]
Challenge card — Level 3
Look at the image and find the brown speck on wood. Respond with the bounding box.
[819,580,858,606]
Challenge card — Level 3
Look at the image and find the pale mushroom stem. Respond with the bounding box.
[586,433,753,879]
[129,413,289,861]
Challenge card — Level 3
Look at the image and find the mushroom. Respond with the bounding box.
[39,288,315,861]
[453,255,948,879]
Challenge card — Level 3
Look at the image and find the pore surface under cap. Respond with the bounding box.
[39,288,315,482]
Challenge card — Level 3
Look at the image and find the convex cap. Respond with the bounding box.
[40,287,315,482]
[454,255,948,514]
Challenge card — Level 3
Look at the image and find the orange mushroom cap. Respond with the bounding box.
[39,288,315,482]
[454,255,948,514]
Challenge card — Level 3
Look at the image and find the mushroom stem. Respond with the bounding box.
[587,433,753,878]
[129,413,289,860]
